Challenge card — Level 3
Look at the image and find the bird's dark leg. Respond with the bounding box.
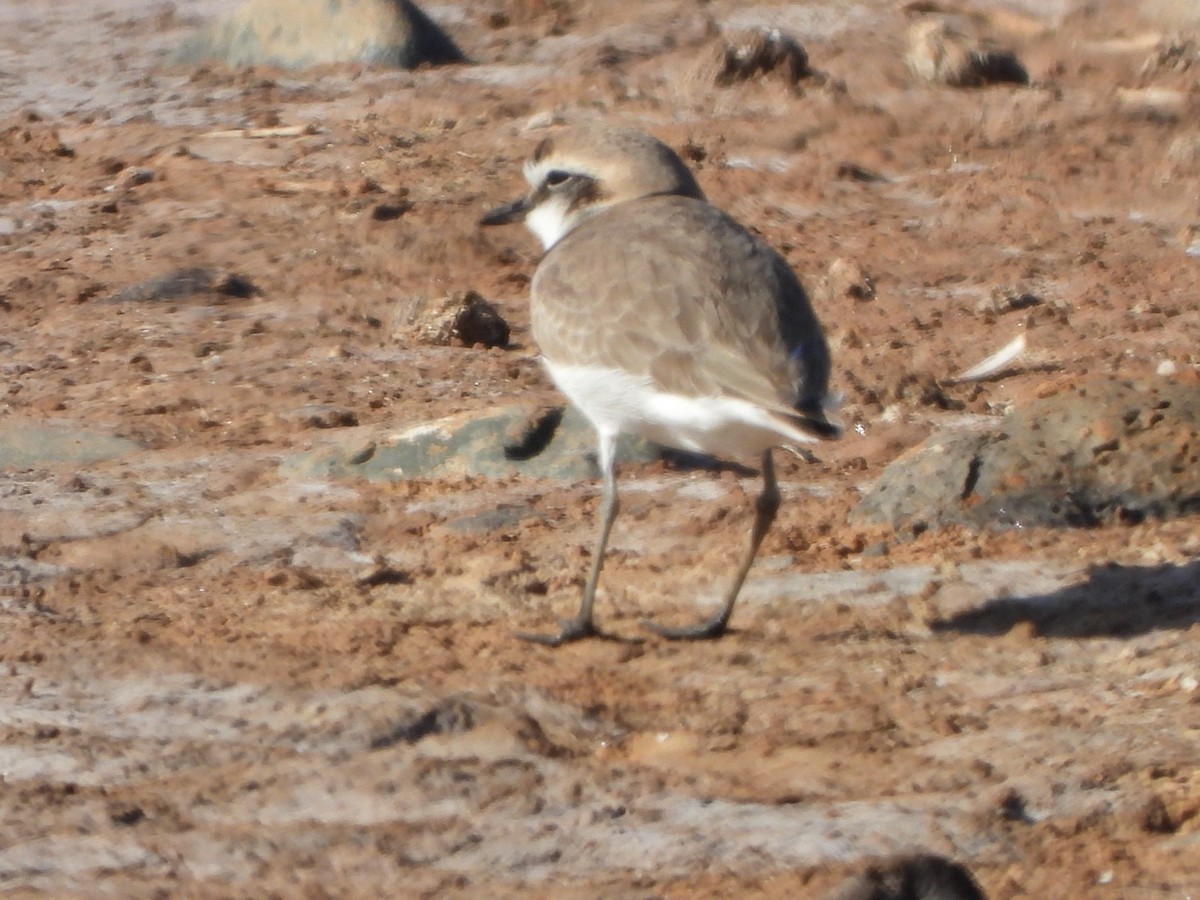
[643,449,780,640]
[515,432,620,646]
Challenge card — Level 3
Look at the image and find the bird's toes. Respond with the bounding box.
[513,616,598,646]
[640,615,730,641]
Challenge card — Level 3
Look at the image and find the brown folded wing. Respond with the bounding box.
[531,195,832,428]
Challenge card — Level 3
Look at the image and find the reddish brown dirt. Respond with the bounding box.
[1,1,1199,897]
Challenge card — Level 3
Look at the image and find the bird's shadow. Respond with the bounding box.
[582,446,758,478]
[931,558,1200,639]
[655,447,758,476]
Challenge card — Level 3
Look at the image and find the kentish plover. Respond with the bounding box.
[482,124,839,645]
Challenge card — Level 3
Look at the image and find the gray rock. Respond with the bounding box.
[0,423,142,470]
[854,377,1200,533]
[281,404,659,483]
[177,0,466,70]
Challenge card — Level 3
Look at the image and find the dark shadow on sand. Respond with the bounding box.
[931,558,1200,639]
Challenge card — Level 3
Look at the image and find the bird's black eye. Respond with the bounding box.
[544,170,571,187]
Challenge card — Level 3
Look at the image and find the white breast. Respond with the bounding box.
[543,360,816,461]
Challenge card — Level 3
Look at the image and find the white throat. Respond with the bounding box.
[524,194,576,250]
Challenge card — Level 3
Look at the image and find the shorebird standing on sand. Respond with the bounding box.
[481,124,839,646]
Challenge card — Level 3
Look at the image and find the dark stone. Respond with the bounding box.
[830,854,987,900]
[102,268,259,304]
[970,50,1028,86]
[836,162,889,183]
[286,404,360,430]
[369,697,476,749]
[371,200,413,221]
[217,272,260,298]
[453,293,510,348]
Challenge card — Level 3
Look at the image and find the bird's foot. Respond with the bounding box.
[641,613,730,641]
[514,616,600,647]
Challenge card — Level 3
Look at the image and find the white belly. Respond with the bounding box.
[543,360,815,461]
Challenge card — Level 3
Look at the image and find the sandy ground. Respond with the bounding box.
[1,0,1199,896]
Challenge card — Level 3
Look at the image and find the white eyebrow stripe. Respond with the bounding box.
[523,157,551,187]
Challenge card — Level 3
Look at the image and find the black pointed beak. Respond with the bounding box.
[480,196,531,227]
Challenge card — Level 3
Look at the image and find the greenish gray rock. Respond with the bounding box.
[177,0,466,70]
[281,405,659,483]
[854,377,1200,533]
[0,423,142,470]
